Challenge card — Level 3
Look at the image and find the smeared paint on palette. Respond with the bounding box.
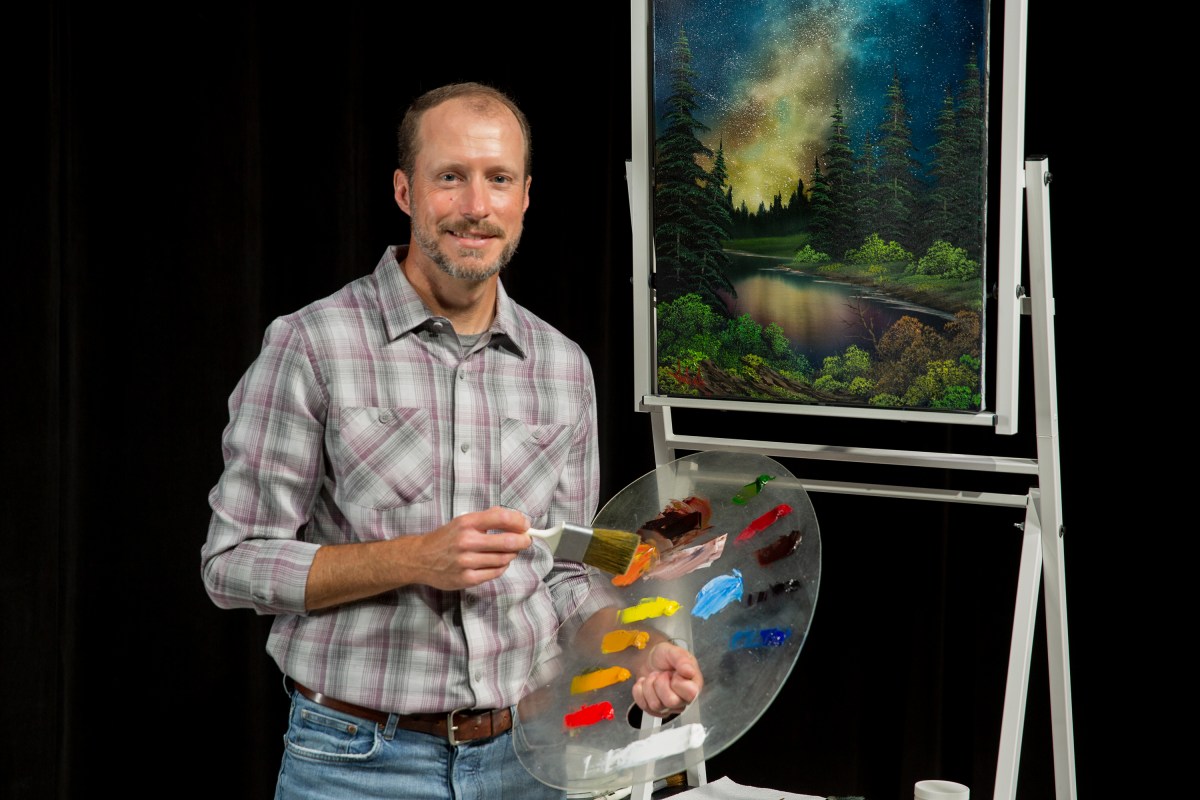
[564,701,615,728]
[570,666,632,694]
[644,534,727,581]
[735,504,792,542]
[691,569,743,620]
[638,496,712,549]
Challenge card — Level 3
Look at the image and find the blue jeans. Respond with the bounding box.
[275,689,566,800]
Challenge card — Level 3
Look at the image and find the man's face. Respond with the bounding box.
[395,97,531,282]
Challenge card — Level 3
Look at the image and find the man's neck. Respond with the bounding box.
[400,253,498,335]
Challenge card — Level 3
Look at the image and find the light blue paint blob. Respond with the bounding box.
[692,569,743,620]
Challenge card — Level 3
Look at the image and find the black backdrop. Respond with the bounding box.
[7,3,1116,798]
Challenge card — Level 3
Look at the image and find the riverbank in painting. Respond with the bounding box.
[653,233,985,411]
[725,234,982,317]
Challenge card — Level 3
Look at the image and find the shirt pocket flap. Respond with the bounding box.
[499,418,573,521]
[331,406,433,509]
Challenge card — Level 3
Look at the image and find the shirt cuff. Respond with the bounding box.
[247,538,320,615]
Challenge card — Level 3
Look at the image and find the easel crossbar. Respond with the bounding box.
[651,427,1041,476]
[786,479,1029,508]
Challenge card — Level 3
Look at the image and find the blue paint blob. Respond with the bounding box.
[758,627,792,647]
[729,626,793,650]
[692,569,743,620]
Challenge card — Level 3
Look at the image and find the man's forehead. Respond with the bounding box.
[417,98,527,168]
[424,97,519,133]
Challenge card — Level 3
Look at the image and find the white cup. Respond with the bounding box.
[915,779,969,800]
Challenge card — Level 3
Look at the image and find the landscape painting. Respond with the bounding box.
[652,0,989,412]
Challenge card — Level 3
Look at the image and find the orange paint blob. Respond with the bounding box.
[611,542,659,586]
[601,629,651,654]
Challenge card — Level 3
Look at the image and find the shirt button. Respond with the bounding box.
[473,672,483,682]
[378,410,393,424]
[460,442,470,453]
[432,321,444,331]
[458,372,465,381]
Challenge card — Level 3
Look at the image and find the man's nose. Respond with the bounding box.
[460,180,491,219]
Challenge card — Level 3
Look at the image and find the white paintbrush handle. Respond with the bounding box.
[526,523,565,552]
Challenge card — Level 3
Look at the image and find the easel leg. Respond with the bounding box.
[993,498,1042,800]
[1025,156,1077,800]
[1038,492,1077,800]
[629,715,663,800]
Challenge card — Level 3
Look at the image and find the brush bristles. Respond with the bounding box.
[583,528,642,575]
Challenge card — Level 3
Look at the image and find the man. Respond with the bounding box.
[201,82,702,799]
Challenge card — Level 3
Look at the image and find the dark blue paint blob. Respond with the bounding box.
[730,627,793,650]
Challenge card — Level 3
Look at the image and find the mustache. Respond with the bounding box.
[440,220,506,239]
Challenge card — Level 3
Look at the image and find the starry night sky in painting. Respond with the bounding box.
[652,0,989,210]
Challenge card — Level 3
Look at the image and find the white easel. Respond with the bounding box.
[625,1,1076,797]
[630,155,1073,800]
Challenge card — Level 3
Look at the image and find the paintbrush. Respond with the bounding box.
[527,523,641,576]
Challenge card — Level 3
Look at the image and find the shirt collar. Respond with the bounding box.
[376,245,527,358]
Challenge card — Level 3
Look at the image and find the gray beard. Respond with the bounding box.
[411,222,522,282]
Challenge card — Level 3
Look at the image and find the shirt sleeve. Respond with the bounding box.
[201,318,327,615]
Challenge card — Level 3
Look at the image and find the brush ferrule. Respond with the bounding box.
[553,522,594,563]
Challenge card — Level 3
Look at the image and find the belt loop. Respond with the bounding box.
[382,712,399,740]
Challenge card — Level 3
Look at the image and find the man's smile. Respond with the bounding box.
[442,221,505,248]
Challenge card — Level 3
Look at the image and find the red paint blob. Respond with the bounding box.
[564,701,615,728]
[736,504,793,542]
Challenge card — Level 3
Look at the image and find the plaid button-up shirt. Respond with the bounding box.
[202,246,608,714]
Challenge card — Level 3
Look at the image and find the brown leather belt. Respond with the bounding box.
[293,682,513,745]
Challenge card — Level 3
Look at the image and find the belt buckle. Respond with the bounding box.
[446,707,470,746]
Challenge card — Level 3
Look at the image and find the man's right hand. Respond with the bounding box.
[304,506,533,610]
[404,506,534,590]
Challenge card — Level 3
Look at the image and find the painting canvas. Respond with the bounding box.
[651,0,989,413]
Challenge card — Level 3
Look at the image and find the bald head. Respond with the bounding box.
[397,82,532,181]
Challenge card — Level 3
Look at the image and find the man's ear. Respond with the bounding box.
[523,175,531,213]
[394,169,412,215]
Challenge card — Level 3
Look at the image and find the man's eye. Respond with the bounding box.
[439,174,459,183]
[492,175,512,184]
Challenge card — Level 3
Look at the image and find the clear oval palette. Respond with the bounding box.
[514,450,822,793]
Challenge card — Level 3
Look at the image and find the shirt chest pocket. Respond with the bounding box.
[499,417,573,521]
[330,406,433,509]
